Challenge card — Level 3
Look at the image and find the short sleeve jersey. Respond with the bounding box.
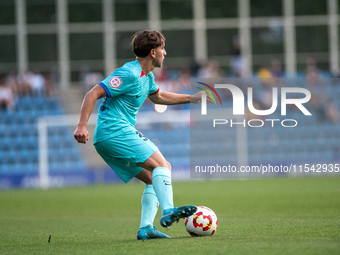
[93,60,159,144]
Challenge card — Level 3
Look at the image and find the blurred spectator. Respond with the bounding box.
[17,70,33,95]
[253,65,274,110]
[270,59,283,79]
[156,69,181,93]
[258,65,273,82]
[190,60,201,78]
[6,69,55,98]
[153,68,191,111]
[257,60,283,88]
[0,76,15,112]
[28,70,45,96]
[324,100,339,123]
[153,67,168,83]
[305,58,324,109]
[44,73,54,98]
[305,58,339,123]
[197,60,223,79]
[230,35,247,77]
[5,70,20,96]
[270,59,283,87]
[257,61,283,112]
[305,57,321,85]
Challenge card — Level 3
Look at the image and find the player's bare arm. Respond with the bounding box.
[148,90,213,105]
[74,84,107,143]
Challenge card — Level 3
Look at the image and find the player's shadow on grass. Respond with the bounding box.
[107,235,194,244]
[132,236,198,242]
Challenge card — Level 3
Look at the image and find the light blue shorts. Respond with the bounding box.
[94,128,158,183]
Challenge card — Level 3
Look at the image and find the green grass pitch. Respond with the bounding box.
[0,177,339,255]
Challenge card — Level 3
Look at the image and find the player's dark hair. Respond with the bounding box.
[132,30,165,58]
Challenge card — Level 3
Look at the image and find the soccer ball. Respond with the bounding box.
[185,206,218,236]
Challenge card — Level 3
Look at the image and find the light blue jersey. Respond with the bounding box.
[94,60,159,144]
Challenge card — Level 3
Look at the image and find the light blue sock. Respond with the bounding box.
[152,167,174,215]
[140,185,159,228]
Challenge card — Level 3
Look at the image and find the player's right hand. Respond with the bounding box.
[191,91,213,104]
[74,127,90,144]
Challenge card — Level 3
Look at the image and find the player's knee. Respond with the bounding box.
[153,160,171,171]
[162,160,172,171]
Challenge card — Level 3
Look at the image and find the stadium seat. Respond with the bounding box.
[0,95,87,176]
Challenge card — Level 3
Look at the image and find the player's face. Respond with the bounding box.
[154,45,166,68]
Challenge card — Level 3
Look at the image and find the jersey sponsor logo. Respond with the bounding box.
[109,76,122,89]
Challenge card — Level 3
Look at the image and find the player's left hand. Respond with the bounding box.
[190,91,214,104]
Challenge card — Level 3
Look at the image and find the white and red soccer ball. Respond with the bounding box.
[185,206,218,236]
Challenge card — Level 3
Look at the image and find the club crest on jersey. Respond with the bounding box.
[109,76,122,89]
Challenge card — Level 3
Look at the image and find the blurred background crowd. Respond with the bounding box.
[1,54,339,123]
[0,70,53,112]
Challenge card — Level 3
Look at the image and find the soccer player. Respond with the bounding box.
[74,30,212,240]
